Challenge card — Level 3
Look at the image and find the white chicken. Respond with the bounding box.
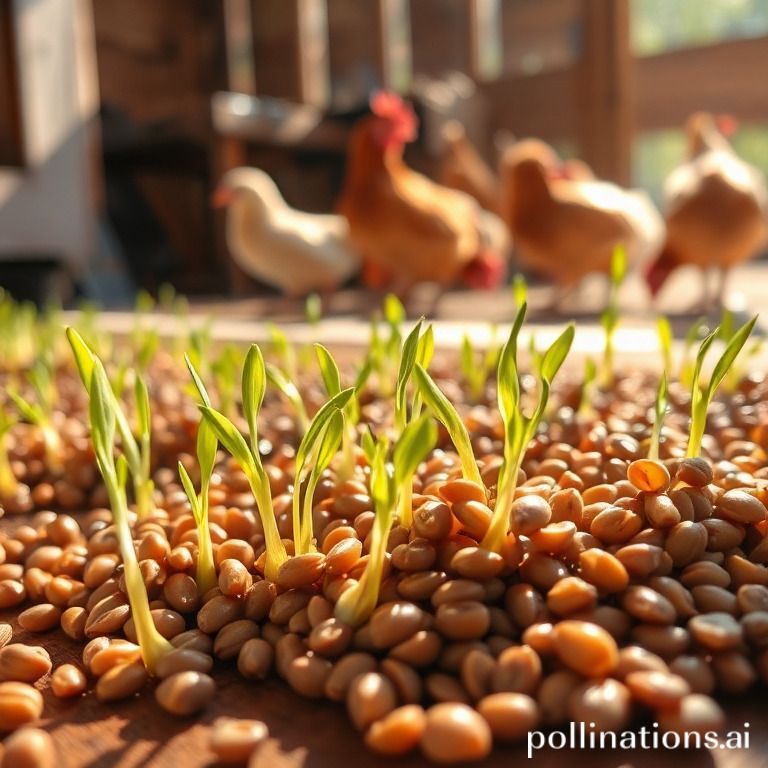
[646,113,768,306]
[213,167,360,296]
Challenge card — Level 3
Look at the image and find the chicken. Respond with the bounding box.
[439,120,500,214]
[500,139,664,297]
[336,92,507,296]
[646,112,768,307]
[212,167,360,297]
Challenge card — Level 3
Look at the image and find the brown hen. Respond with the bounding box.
[336,93,507,296]
[646,112,768,307]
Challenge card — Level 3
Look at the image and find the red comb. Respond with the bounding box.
[717,114,739,137]
[370,90,418,144]
[371,91,403,118]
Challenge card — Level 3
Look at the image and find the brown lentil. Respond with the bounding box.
[369,602,425,648]
[421,703,492,764]
[51,664,87,698]
[155,648,214,679]
[347,672,397,731]
[237,638,274,681]
[0,644,52,683]
[552,620,619,677]
[0,727,54,768]
[209,717,269,764]
[95,662,148,702]
[155,670,215,715]
[324,652,377,702]
[0,682,44,731]
[688,612,743,650]
[365,705,426,756]
[569,678,631,731]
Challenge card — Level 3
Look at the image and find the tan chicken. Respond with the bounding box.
[336,92,507,295]
[500,139,664,297]
[213,167,360,297]
[439,121,500,214]
[646,112,768,306]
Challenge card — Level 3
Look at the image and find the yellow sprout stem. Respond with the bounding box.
[247,468,288,582]
[194,492,217,595]
[480,455,523,553]
[0,441,18,498]
[105,478,172,675]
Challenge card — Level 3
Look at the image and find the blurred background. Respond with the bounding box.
[0,0,766,308]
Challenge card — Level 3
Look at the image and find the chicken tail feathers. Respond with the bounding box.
[645,245,678,297]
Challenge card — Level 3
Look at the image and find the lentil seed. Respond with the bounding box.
[421,703,492,764]
[0,727,54,768]
[155,670,215,715]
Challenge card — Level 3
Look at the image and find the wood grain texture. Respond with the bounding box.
[0,519,761,767]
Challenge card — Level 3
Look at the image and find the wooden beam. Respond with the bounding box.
[635,35,768,132]
[375,0,412,92]
[222,0,256,94]
[479,67,578,143]
[466,0,502,81]
[577,0,633,184]
[410,0,468,78]
[295,0,330,107]
[0,0,24,166]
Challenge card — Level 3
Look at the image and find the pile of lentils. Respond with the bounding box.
[1,353,768,765]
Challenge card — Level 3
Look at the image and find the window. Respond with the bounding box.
[632,0,768,55]
[633,122,768,206]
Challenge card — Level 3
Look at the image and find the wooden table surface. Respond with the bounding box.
[1,515,762,768]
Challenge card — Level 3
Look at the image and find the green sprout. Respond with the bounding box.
[135,330,159,376]
[599,245,626,387]
[394,319,426,435]
[314,344,371,483]
[686,316,758,458]
[391,319,434,526]
[0,408,19,498]
[460,329,499,404]
[679,317,708,389]
[411,324,434,423]
[413,365,483,491]
[266,362,310,434]
[268,325,299,384]
[305,293,322,327]
[186,322,213,385]
[198,345,352,579]
[717,308,763,392]
[335,413,436,627]
[656,315,673,376]
[199,344,288,581]
[211,345,242,421]
[482,305,574,553]
[578,358,598,417]
[82,358,173,674]
[182,355,219,595]
[9,361,63,473]
[648,372,668,461]
[513,274,527,311]
[366,295,407,397]
[67,328,155,520]
[291,406,346,555]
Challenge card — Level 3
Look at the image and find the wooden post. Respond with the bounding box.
[222,0,256,94]
[0,0,24,166]
[466,0,502,81]
[375,0,412,92]
[578,0,633,184]
[295,0,331,107]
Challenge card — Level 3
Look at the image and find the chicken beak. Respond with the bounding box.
[211,185,234,208]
